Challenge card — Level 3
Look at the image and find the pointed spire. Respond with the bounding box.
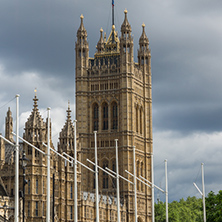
[58,103,75,154]
[67,100,71,120]
[139,23,149,45]
[5,107,14,142]
[33,88,38,110]
[77,14,87,38]
[79,14,85,31]
[96,28,104,53]
[121,9,131,33]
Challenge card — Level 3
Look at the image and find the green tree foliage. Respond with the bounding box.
[206,190,222,222]
[155,196,203,222]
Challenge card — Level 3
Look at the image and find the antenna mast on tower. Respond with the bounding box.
[112,0,114,26]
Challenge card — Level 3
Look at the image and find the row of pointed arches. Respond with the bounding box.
[93,101,118,131]
[92,159,117,190]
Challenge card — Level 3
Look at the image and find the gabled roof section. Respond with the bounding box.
[95,25,120,57]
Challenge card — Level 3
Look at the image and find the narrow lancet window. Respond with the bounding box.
[93,103,99,131]
[102,102,108,130]
[112,102,118,129]
[103,160,109,188]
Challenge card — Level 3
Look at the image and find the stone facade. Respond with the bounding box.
[0,9,153,222]
[76,10,153,222]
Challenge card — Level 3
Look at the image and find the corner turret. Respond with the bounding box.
[120,9,134,73]
[96,28,104,54]
[138,23,151,73]
[5,107,14,143]
[121,9,132,36]
[58,102,75,155]
[75,15,89,77]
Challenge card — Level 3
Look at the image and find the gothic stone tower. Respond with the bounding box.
[75,10,153,222]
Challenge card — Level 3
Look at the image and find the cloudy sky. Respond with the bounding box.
[0,0,222,203]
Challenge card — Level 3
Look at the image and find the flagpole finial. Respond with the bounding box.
[34,88,37,97]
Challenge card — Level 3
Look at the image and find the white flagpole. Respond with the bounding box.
[115,139,120,222]
[94,131,99,222]
[74,120,78,222]
[165,159,168,222]
[46,108,51,222]
[133,146,137,222]
[151,153,155,222]
[202,163,206,222]
[15,94,19,222]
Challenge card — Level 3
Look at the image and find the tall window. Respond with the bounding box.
[28,201,30,217]
[102,102,108,130]
[43,202,45,216]
[103,160,109,188]
[35,201,38,216]
[36,179,38,194]
[112,161,116,188]
[93,103,99,131]
[112,102,118,129]
[136,106,139,133]
[71,184,73,199]
[141,162,144,191]
[140,108,143,134]
[35,149,39,157]
[28,180,31,194]
[28,145,32,155]
[70,206,73,219]
[137,161,140,191]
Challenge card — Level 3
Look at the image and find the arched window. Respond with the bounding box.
[28,201,30,217]
[102,102,108,130]
[103,160,109,188]
[93,103,99,131]
[36,179,38,194]
[141,162,144,192]
[140,108,143,134]
[35,201,38,216]
[112,160,116,188]
[137,161,140,191]
[70,183,73,199]
[112,102,118,129]
[28,180,31,194]
[136,106,139,133]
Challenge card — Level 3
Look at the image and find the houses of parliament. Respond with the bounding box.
[0,8,153,222]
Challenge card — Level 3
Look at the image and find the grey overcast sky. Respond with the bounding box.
[0,0,222,202]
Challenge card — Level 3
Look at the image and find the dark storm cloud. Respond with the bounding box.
[154,105,222,133]
[0,1,76,79]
